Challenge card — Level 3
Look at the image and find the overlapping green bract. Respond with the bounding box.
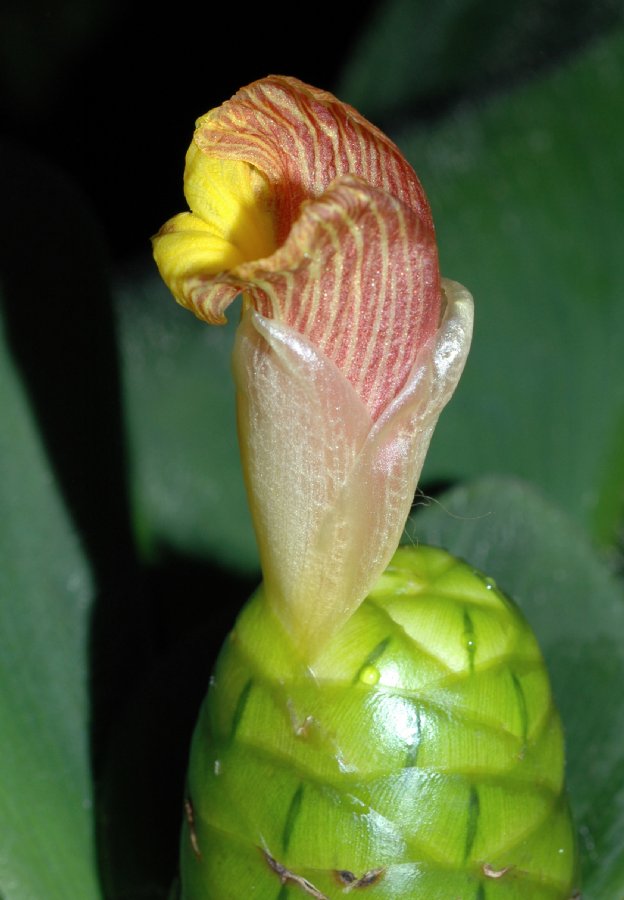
[180,546,578,899]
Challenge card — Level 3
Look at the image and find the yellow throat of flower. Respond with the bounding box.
[154,142,276,320]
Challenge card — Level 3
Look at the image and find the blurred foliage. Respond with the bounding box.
[1,2,624,899]
[403,29,624,548]
[338,0,624,122]
[0,300,101,899]
[116,274,258,572]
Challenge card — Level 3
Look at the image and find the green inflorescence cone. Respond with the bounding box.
[179,545,579,899]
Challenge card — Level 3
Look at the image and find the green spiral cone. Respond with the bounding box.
[179,545,579,899]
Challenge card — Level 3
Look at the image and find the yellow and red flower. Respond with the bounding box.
[153,76,473,658]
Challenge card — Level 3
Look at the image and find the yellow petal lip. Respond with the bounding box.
[184,143,276,261]
[153,75,440,336]
[153,212,249,323]
[152,140,277,323]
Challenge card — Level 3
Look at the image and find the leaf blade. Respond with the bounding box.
[401,29,624,547]
[0,302,102,900]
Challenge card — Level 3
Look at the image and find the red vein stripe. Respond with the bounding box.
[157,77,442,418]
[194,76,435,244]
[188,175,439,421]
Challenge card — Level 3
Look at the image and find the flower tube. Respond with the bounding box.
[153,76,473,660]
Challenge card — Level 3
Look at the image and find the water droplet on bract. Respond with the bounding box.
[359,664,380,686]
[485,576,497,590]
[214,759,222,775]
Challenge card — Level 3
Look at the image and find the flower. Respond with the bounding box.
[153,76,473,660]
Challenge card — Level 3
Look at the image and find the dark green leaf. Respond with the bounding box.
[338,0,623,122]
[401,29,624,547]
[406,476,624,897]
[0,302,102,899]
[115,271,259,573]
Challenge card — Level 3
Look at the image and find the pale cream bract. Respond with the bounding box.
[234,280,473,657]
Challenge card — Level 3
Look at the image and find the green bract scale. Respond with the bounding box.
[180,546,579,900]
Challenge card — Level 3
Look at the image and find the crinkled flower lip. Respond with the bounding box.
[152,76,474,658]
[153,75,442,422]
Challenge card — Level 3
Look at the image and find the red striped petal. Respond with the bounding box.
[158,76,442,419]
[189,174,439,420]
[194,75,434,244]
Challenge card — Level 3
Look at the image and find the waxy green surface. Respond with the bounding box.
[180,546,578,899]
